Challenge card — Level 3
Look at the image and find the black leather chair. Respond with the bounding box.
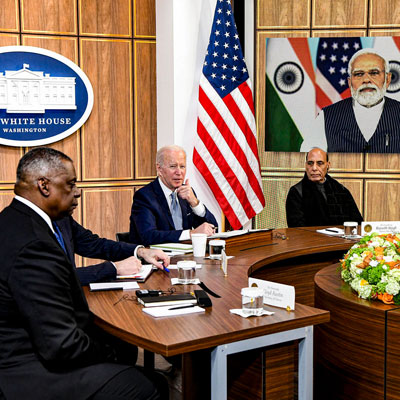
[115,232,130,243]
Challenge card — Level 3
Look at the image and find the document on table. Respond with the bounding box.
[316,227,344,236]
[89,281,139,291]
[150,243,193,253]
[142,305,205,317]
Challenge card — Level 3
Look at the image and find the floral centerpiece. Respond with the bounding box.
[341,233,400,304]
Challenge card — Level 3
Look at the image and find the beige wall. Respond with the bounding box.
[255,0,400,229]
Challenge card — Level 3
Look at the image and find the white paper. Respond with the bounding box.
[230,309,275,317]
[117,264,153,279]
[89,281,139,291]
[316,227,344,236]
[248,277,295,311]
[142,305,205,317]
[150,243,193,253]
[171,278,201,285]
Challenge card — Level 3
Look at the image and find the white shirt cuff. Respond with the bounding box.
[179,230,191,241]
[134,245,144,258]
[191,200,206,217]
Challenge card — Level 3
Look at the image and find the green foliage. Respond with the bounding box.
[360,265,386,285]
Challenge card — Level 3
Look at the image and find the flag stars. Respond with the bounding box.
[234,34,239,39]
[211,73,217,78]
[216,19,221,25]
[231,76,236,82]
[233,44,239,50]
[217,8,222,13]
[329,66,335,74]
[330,54,337,62]
[233,55,238,61]
[232,65,237,71]
[340,67,347,75]
[222,64,228,70]
[322,41,328,49]
[226,9,231,15]
[339,79,346,86]
[215,30,220,36]
[212,62,217,68]
[332,42,338,50]
[242,67,247,73]
[225,21,231,27]
[204,61,208,66]
[353,42,360,50]
[223,43,229,48]
[214,41,219,47]
[223,53,228,59]
[224,32,230,38]
[320,54,326,61]
[213,51,218,57]
[343,42,349,50]
[221,74,227,80]
[341,55,348,63]
[220,85,226,91]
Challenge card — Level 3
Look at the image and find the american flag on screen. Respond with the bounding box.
[193,0,265,229]
[315,37,362,112]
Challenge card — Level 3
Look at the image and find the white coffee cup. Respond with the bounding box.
[191,233,207,257]
[209,239,226,259]
[344,221,358,238]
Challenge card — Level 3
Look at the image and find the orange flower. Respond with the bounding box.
[377,293,394,304]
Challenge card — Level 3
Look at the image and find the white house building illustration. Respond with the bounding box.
[0,64,76,113]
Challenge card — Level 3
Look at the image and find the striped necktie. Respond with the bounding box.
[170,191,183,230]
[52,221,66,253]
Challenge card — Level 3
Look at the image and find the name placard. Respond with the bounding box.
[248,277,295,311]
[361,221,400,236]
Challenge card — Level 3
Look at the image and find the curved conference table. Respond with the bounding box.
[315,264,400,400]
[84,228,355,400]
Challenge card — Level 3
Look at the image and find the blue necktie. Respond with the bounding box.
[170,192,183,230]
[52,222,66,253]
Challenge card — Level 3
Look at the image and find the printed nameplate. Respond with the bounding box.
[361,221,400,236]
[249,277,295,311]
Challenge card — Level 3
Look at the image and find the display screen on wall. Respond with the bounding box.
[265,36,400,154]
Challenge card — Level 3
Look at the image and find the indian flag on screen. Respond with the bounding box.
[265,38,317,152]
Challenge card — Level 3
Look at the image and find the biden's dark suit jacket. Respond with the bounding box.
[56,216,138,285]
[0,199,132,400]
[129,179,217,246]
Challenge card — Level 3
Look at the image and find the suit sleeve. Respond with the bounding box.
[71,218,136,261]
[286,186,306,227]
[129,189,182,246]
[9,238,116,370]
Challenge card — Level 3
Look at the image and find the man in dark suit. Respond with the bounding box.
[301,48,400,153]
[0,148,166,400]
[129,145,218,246]
[57,216,169,285]
[286,147,363,227]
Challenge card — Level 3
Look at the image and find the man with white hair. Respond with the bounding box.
[301,48,400,153]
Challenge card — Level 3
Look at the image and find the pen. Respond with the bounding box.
[168,304,196,310]
[162,262,170,273]
[325,228,339,233]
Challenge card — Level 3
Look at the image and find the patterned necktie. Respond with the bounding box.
[52,221,66,253]
[170,191,183,230]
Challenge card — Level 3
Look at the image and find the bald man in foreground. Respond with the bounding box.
[286,148,363,227]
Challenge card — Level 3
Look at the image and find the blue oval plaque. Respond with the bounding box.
[0,46,93,147]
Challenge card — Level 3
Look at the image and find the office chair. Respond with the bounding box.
[115,232,130,243]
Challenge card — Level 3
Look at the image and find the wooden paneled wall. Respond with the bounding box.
[254,0,400,229]
[0,0,156,266]
[1,0,400,261]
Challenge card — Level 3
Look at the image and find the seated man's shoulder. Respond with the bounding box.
[288,180,303,196]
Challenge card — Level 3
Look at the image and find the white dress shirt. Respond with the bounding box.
[158,178,206,241]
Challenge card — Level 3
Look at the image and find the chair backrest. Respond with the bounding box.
[116,232,130,243]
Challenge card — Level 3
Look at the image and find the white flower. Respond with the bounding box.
[369,260,379,267]
[386,278,400,296]
[388,269,400,279]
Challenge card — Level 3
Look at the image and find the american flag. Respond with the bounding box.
[193,0,265,229]
[315,37,362,112]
